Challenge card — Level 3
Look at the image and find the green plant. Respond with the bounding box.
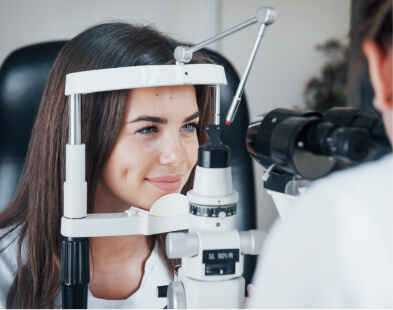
[304,39,349,113]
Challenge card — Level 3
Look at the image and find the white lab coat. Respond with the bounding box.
[248,154,393,308]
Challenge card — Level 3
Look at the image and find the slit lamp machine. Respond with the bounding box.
[60,5,391,309]
[60,6,276,309]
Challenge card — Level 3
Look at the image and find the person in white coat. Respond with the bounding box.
[248,0,393,308]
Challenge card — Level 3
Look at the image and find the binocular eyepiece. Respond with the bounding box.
[246,107,392,180]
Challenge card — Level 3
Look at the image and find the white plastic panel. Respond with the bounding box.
[193,166,234,196]
[267,189,300,220]
[61,210,189,237]
[65,64,227,95]
[182,229,244,281]
[178,267,245,308]
[61,193,190,237]
[64,144,87,219]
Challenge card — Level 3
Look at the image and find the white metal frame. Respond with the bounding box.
[65,64,226,95]
[62,64,227,238]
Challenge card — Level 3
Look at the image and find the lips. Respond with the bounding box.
[145,175,183,191]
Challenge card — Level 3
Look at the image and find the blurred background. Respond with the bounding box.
[0,0,351,231]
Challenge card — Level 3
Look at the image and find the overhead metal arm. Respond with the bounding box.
[173,6,277,125]
[174,7,277,64]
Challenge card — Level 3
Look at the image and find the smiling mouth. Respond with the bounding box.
[145,175,183,191]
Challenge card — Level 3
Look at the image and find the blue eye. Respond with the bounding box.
[182,123,199,133]
[137,126,158,135]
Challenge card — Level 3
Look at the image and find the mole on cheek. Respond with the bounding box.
[156,93,159,97]
[169,96,173,100]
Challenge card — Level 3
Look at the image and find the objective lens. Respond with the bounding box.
[325,127,371,164]
[306,122,372,164]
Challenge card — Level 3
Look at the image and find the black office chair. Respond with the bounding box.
[0,42,257,286]
[0,42,67,211]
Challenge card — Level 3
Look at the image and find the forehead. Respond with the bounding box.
[126,85,198,117]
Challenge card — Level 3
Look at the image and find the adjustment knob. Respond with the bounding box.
[167,282,186,309]
[166,233,199,259]
[240,230,267,255]
[218,211,226,219]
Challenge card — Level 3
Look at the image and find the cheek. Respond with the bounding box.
[102,138,149,187]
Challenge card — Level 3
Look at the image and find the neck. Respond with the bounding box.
[88,235,153,300]
[87,185,154,299]
[89,234,150,264]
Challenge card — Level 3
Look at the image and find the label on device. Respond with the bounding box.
[202,249,239,264]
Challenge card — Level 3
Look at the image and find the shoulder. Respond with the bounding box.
[249,156,393,308]
[289,155,393,265]
[297,154,393,238]
[307,154,392,203]
[133,242,172,307]
[0,225,22,308]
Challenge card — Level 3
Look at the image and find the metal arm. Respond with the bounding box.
[174,18,258,64]
[174,6,277,125]
[174,7,276,64]
[226,22,267,125]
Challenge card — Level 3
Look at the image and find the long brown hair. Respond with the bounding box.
[0,23,212,308]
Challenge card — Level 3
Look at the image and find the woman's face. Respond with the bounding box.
[96,85,200,212]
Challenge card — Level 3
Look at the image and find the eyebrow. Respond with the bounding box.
[127,111,200,124]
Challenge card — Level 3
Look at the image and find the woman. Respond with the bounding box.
[249,0,392,308]
[0,23,212,308]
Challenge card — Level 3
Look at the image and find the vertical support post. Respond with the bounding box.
[69,94,81,145]
[213,85,221,126]
[61,94,89,309]
[208,0,221,52]
[64,94,86,219]
[61,237,90,309]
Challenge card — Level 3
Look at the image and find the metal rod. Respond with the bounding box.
[213,86,221,125]
[69,94,81,145]
[226,23,267,124]
[208,0,221,51]
[187,17,257,54]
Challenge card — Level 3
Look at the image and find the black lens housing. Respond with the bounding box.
[198,124,230,168]
[246,107,391,179]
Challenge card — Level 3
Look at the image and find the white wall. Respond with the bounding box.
[0,0,212,61]
[0,0,351,231]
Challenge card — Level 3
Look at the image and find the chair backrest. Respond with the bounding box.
[0,42,257,285]
[0,41,67,210]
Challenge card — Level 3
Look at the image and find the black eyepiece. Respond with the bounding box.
[246,107,392,179]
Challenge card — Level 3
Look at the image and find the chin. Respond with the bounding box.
[137,195,168,211]
[133,182,187,211]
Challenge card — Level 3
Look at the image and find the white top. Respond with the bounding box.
[0,229,172,309]
[249,154,393,308]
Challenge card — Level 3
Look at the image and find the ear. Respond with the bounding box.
[362,39,393,112]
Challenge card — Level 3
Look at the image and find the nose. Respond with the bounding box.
[159,133,188,167]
